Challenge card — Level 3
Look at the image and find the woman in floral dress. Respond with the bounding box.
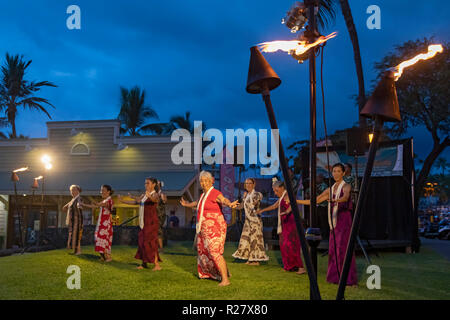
[180,171,238,286]
[82,185,114,262]
[232,178,269,265]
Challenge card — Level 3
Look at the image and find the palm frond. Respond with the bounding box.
[317,0,337,32]
[117,85,159,136]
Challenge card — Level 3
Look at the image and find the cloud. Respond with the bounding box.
[51,70,75,77]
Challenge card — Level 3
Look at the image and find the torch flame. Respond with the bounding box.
[392,44,443,81]
[13,167,29,173]
[35,176,43,180]
[259,32,337,56]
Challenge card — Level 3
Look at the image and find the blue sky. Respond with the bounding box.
[0,0,448,163]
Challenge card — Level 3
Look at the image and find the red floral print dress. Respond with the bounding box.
[94,197,113,254]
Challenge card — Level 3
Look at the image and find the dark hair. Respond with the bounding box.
[246,178,256,185]
[332,163,346,172]
[146,177,159,192]
[344,163,352,170]
[101,184,114,195]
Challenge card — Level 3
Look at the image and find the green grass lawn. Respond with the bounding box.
[0,241,449,300]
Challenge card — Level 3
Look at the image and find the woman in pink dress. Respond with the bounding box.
[82,185,114,262]
[257,181,305,274]
[180,171,238,286]
[297,163,358,286]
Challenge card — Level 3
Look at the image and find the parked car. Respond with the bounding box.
[424,223,440,238]
[438,220,450,240]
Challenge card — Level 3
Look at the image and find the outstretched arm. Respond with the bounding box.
[62,201,71,211]
[81,202,97,209]
[256,199,280,214]
[180,197,198,208]
[296,188,330,205]
[216,194,238,208]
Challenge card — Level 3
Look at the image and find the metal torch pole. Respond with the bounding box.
[261,85,321,300]
[336,116,383,299]
[306,0,319,280]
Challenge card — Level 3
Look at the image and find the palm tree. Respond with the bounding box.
[0,53,57,138]
[169,111,194,133]
[0,117,7,139]
[337,0,366,128]
[316,0,337,32]
[117,86,159,136]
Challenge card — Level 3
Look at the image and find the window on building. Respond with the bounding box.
[71,142,90,155]
[47,211,57,228]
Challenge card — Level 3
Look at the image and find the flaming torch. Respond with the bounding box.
[257,1,335,294]
[391,44,444,81]
[247,0,325,301]
[246,45,321,301]
[336,43,444,300]
[259,32,337,62]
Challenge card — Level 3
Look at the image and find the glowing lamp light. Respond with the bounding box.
[41,154,53,170]
[41,155,51,164]
[368,133,374,143]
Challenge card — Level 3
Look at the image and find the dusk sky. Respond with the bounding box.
[0,0,448,162]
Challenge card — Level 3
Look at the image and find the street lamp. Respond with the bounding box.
[39,155,53,237]
[11,167,29,247]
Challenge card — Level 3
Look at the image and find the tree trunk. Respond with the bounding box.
[10,112,16,139]
[415,137,450,207]
[339,0,366,128]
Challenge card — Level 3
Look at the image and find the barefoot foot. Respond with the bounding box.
[152,265,161,271]
[218,280,230,287]
[296,268,306,275]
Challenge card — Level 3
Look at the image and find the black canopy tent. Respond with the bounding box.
[300,138,419,248]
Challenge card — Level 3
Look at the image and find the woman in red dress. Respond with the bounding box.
[82,185,114,262]
[257,181,305,274]
[180,171,238,286]
[118,177,161,271]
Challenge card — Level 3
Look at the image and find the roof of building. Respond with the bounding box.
[0,171,197,196]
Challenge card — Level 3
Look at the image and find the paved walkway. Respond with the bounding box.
[420,237,450,260]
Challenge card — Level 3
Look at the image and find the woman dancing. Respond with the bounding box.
[82,185,114,262]
[63,185,84,255]
[118,177,161,271]
[297,163,358,286]
[256,180,305,274]
[232,178,269,265]
[180,171,238,286]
